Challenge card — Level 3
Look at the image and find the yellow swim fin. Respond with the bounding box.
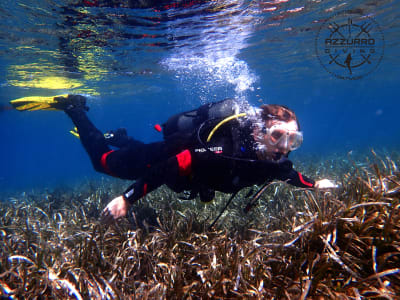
[10,94,88,112]
[70,127,80,139]
[10,95,69,111]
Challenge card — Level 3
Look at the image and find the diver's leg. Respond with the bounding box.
[63,95,169,179]
[65,105,110,173]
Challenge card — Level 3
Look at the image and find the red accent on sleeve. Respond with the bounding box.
[142,183,148,197]
[154,124,162,132]
[176,150,192,176]
[83,0,97,7]
[100,150,115,176]
[298,172,314,187]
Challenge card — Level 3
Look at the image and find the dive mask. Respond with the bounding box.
[262,123,303,151]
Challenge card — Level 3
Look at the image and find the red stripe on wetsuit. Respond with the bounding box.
[176,150,192,176]
[142,183,148,197]
[100,150,116,176]
[298,172,314,187]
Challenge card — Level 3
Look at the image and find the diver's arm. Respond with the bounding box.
[101,150,193,221]
[270,157,315,188]
[275,159,337,189]
[280,168,315,188]
[282,170,338,189]
[100,177,154,223]
[122,149,192,204]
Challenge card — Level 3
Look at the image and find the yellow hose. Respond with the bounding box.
[206,113,247,142]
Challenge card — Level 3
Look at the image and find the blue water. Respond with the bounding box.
[0,0,399,193]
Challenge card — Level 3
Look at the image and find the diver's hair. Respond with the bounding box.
[260,104,300,129]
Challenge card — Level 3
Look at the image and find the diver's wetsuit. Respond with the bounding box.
[65,99,314,204]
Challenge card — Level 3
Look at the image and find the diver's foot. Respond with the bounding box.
[54,94,89,111]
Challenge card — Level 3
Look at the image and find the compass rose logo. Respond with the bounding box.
[315,11,384,80]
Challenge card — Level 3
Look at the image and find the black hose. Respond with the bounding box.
[208,191,239,230]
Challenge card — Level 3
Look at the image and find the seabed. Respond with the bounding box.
[1,150,399,299]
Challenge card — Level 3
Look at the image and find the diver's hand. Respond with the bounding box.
[314,179,338,189]
[101,195,130,223]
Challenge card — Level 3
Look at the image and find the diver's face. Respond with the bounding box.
[254,120,302,160]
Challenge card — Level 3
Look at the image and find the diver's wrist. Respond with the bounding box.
[123,186,135,204]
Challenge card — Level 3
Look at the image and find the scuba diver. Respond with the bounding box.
[10,95,337,222]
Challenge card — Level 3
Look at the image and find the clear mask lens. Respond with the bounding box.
[265,125,303,150]
[287,131,303,150]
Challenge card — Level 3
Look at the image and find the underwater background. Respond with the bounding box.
[0,0,399,194]
[1,1,400,299]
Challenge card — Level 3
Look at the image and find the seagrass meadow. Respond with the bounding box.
[1,150,399,299]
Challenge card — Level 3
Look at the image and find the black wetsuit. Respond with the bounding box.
[65,99,315,204]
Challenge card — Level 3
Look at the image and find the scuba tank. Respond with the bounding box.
[162,99,239,150]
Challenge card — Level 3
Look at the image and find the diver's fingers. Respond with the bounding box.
[100,196,129,225]
[100,207,115,224]
[100,207,109,218]
[101,213,115,225]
